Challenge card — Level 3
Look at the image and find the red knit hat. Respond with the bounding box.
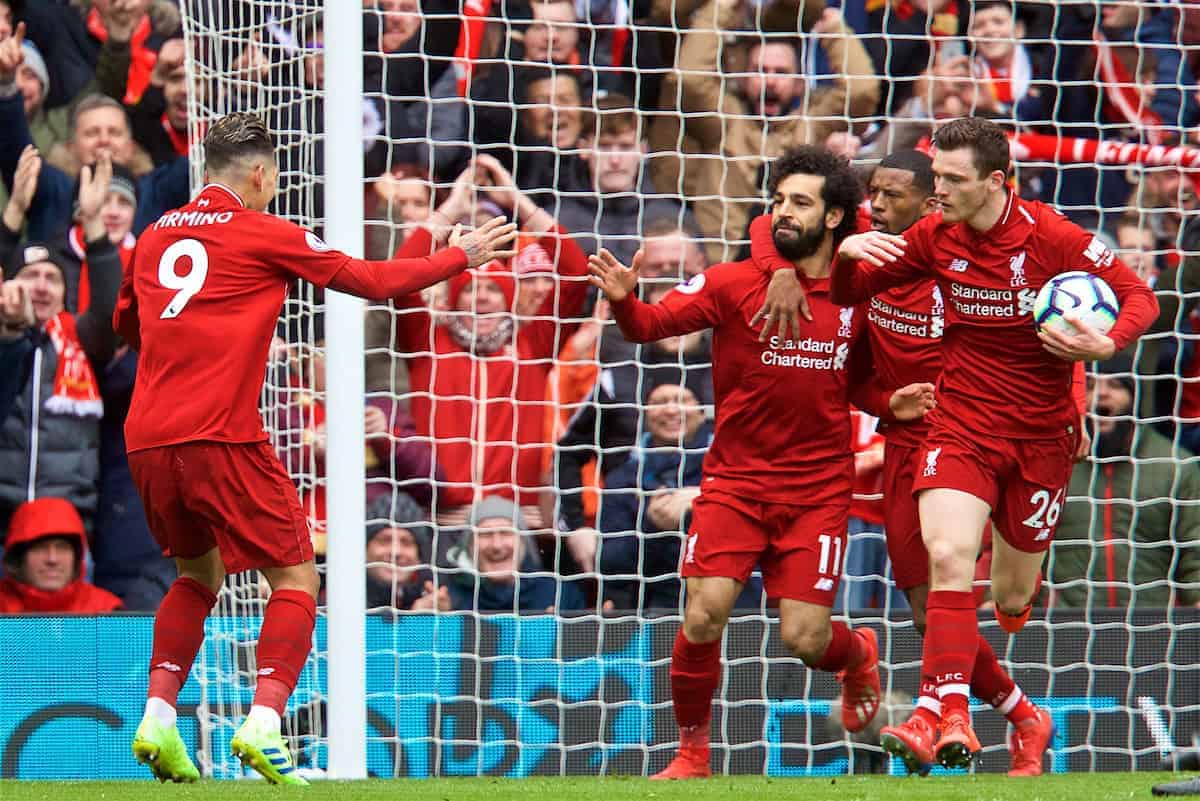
[447,259,517,311]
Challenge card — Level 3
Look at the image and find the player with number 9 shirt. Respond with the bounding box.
[115,112,517,785]
[831,117,1158,769]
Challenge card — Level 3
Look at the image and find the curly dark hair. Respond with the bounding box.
[767,145,863,244]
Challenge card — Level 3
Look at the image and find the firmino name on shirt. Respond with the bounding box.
[763,336,847,370]
[153,210,235,230]
[949,283,1036,318]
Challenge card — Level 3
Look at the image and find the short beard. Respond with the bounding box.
[772,222,826,260]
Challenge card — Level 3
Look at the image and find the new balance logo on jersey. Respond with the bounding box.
[1034,528,1051,542]
[923,447,942,477]
[1009,252,1028,287]
[813,577,834,592]
[949,258,969,273]
[685,533,698,564]
[837,306,855,338]
[154,661,182,673]
[832,342,849,370]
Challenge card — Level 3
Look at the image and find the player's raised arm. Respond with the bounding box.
[831,229,921,305]
[589,248,724,343]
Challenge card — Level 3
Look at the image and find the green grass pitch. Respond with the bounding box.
[0,774,1188,801]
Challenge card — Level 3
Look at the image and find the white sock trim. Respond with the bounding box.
[144,696,177,727]
[916,696,942,715]
[248,705,282,732]
[996,687,1023,716]
[937,683,971,699]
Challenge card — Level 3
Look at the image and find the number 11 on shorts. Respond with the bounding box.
[818,533,843,576]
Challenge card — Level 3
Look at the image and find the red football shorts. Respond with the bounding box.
[129,441,314,574]
[881,441,928,590]
[684,489,849,606]
[910,423,1078,553]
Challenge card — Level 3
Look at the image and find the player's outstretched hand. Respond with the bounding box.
[1037,313,1117,362]
[837,231,906,267]
[890,381,936,421]
[751,268,811,342]
[588,248,641,303]
[450,216,518,268]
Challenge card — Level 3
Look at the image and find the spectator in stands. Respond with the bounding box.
[365,493,449,612]
[444,495,584,612]
[392,156,588,534]
[0,275,34,422]
[966,1,1052,123]
[1115,212,1158,283]
[596,381,712,611]
[0,497,122,612]
[0,156,118,541]
[512,241,557,321]
[16,0,178,111]
[0,37,188,240]
[1046,3,1200,225]
[365,163,435,259]
[507,67,590,199]
[864,0,960,116]
[656,4,878,262]
[555,94,682,268]
[555,283,714,563]
[1048,355,1200,609]
[277,322,439,552]
[129,37,187,166]
[522,0,651,100]
[638,216,709,282]
[363,0,462,179]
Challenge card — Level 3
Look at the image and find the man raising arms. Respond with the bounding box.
[830,117,1157,768]
[589,145,935,779]
[118,112,516,784]
[752,149,1056,776]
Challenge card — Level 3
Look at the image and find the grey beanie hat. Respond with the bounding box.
[365,492,433,561]
[21,42,50,100]
[467,495,527,532]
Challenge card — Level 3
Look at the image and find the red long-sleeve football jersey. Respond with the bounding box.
[831,192,1158,439]
[610,259,890,507]
[116,184,467,452]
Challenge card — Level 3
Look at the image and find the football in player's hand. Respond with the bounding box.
[1033,271,1120,336]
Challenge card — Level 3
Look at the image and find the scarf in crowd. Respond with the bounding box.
[43,311,103,418]
[67,225,136,314]
[972,42,1032,108]
[87,9,156,105]
[1093,31,1166,142]
[446,314,515,355]
[162,115,189,157]
[867,0,959,38]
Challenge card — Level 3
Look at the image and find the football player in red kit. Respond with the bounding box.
[588,146,937,780]
[831,117,1158,768]
[751,149,1057,777]
[117,113,517,784]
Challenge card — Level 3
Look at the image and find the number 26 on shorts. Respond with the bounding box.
[158,238,209,319]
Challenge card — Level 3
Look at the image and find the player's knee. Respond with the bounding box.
[262,561,320,598]
[925,539,974,586]
[683,603,729,643]
[992,583,1035,615]
[781,623,831,664]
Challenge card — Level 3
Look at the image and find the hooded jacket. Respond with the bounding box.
[393,227,589,508]
[0,497,122,613]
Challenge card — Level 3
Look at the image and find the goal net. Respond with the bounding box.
[178,0,1200,779]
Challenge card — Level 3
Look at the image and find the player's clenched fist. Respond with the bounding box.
[889,381,936,421]
[449,216,518,268]
[838,231,907,267]
[587,248,642,303]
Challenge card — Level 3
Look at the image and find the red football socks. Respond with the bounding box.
[924,590,979,716]
[147,577,219,705]
[811,621,869,672]
[912,675,940,728]
[669,630,722,734]
[252,589,317,715]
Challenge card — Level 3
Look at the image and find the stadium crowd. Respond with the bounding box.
[0,0,1196,616]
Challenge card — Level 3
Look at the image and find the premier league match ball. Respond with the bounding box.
[1033,271,1120,336]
